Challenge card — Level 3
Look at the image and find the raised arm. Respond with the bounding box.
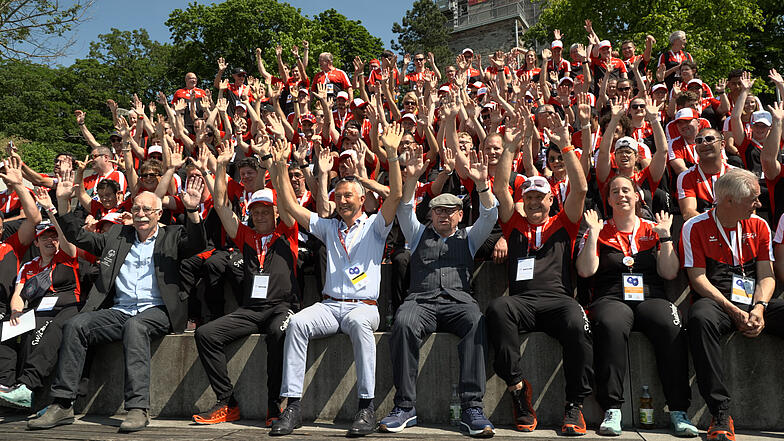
[379,122,404,225]
[596,102,625,183]
[548,114,587,223]
[214,57,228,89]
[270,138,313,231]
[0,156,42,245]
[576,209,602,277]
[496,118,523,223]
[646,98,668,183]
[34,187,76,257]
[74,110,101,149]
[730,71,755,144]
[763,101,783,180]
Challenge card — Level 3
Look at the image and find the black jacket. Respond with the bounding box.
[57,211,206,333]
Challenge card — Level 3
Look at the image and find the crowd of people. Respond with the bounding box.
[0,20,782,440]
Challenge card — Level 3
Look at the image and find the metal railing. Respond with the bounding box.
[447,1,542,32]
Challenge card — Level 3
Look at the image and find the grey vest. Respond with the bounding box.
[408,226,476,304]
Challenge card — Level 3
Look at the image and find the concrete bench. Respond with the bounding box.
[64,330,784,430]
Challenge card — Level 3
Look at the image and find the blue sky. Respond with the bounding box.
[52,0,414,67]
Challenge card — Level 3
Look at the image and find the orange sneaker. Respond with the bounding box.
[192,402,240,425]
[707,411,735,441]
[511,379,537,431]
[561,402,587,436]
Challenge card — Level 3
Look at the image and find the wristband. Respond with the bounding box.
[78,122,85,126]
[387,155,400,163]
[581,124,591,130]
[299,162,309,169]
[477,186,490,193]
[185,207,199,213]
[659,237,672,243]
[138,114,144,119]
[47,207,57,215]
[755,301,769,310]
[260,154,273,161]
[561,145,575,154]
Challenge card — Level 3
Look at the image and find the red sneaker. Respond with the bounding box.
[192,402,240,425]
[561,402,587,436]
[707,411,735,441]
[511,379,537,431]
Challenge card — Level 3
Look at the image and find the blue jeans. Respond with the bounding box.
[49,306,171,410]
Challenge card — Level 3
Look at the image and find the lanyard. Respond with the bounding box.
[684,141,697,165]
[338,216,366,261]
[610,218,640,257]
[670,50,683,64]
[697,163,727,203]
[255,232,279,271]
[298,190,311,207]
[712,209,744,271]
[524,223,543,255]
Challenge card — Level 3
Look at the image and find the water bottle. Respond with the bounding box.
[449,383,461,425]
[639,385,654,428]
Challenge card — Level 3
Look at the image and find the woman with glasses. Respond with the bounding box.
[0,187,79,410]
[576,178,696,437]
[596,99,668,220]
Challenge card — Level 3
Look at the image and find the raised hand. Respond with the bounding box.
[291,45,299,57]
[0,155,23,186]
[739,71,755,91]
[584,209,603,233]
[182,175,205,209]
[216,141,234,166]
[714,78,727,95]
[644,96,663,120]
[156,91,168,106]
[106,99,118,113]
[216,97,228,113]
[541,48,552,60]
[132,93,144,115]
[170,142,186,169]
[33,186,54,211]
[653,211,673,238]
[275,45,283,57]
[404,144,429,180]
[466,149,489,184]
[767,101,784,122]
[217,57,228,71]
[264,112,286,138]
[315,146,333,172]
[769,68,783,85]
[271,138,289,165]
[219,78,229,91]
[553,29,562,40]
[576,93,593,124]
[291,138,309,165]
[656,63,666,82]
[56,169,75,200]
[353,56,364,75]
[381,122,404,154]
[74,110,86,125]
[584,19,593,35]
[148,101,157,116]
[544,114,570,148]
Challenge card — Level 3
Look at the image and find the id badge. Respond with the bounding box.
[325,83,334,94]
[251,274,270,299]
[37,296,58,311]
[622,273,645,301]
[515,257,535,281]
[730,274,754,305]
[346,265,367,287]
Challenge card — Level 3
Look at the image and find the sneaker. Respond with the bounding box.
[510,380,537,431]
[185,320,198,333]
[192,401,240,425]
[119,408,150,432]
[266,405,281,428]
[598,409,622,436]
[27,402,74,430]
[347,406,376,437]
[459,406,495,438]
[707,410,735,441]
[0,384,31,409]
[270,405,302,436]
[561,402,587,436]
[670,410,698,437]
[379,406,417,433]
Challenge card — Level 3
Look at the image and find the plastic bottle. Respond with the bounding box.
[639,385,654,428]
[449,383,461,426]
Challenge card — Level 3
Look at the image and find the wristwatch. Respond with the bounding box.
[755,301,769,310]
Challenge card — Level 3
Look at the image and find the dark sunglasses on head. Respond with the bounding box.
[695,135,720,144]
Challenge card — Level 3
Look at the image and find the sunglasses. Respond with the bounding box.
[403,101,417,105]
[139,173,160,179]
[414,58,425,62]
[630,103,645,109]
[695,135,720,144]
[617,86,632,91]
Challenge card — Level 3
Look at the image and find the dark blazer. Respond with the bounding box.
[57,211,206,333]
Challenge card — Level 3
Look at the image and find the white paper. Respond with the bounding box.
[251,274,269,299]
[1,310,36,342]
[36,297,58,312]
[515,258,535,281]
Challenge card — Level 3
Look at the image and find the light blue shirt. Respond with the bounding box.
[396,196,498,257]
[112,228,164,315]
[309,212,392,300]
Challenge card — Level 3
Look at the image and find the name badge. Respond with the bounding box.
[325,83,334,94]
[515,257,535,281]
[730,274,754,305]
[622,273,645,301]
[346,265,367,286]
[37,296,58,311]
[251,274,269,299]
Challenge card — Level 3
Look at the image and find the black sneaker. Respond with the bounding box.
[561,402,587,436]
[707,410,735,441]
[347,407,376,437]
[511,380,537,431]
[269,405,302,436]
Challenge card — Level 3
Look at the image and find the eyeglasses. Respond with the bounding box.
[630,103,645,109]
[414,58,425,62]
[139,173,160,179]
[695,135,721,144]
[130,205,161,214]
[110,137,122,143]
[432,207,460,216]
[403,101,417,105]
[91,154,108,159]
[617,86,632,91]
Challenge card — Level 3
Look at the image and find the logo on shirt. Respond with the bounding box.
[708,235,718,242]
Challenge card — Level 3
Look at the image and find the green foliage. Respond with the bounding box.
[526,0,771,87]
[392,0,452,69]
[313,9,384,73]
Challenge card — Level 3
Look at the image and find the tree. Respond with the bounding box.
[0,0,92,61]
[392,0,452,70]
[525,0,766,86]
[313,9,384,74]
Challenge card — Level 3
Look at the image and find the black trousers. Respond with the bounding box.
[389,250,411,315]
[485,292,593,403]
[180,250,244,322]
[688,297,784,415]
[0,306,78,389]
[50,306,171,410]
[391,295,486,410]
[589,296,690,411]
[194,303,294,407]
